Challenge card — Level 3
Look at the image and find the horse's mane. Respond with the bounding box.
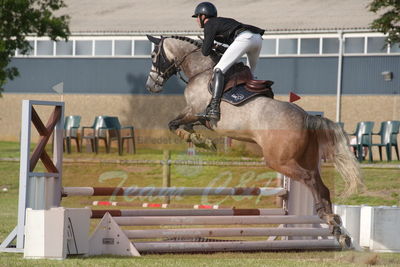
[169,35,220,63]
[169,35,202,49]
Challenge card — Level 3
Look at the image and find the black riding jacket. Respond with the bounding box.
[202,17,265,57]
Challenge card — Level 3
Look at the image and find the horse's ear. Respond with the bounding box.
[147,35,161,45]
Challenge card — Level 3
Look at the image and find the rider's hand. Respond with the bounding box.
[213,44,227,54]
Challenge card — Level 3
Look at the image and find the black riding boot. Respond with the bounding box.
[199,68,224,121]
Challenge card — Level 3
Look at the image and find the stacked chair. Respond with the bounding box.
[349,120,400,162]
[62,115,136,155]
[371,121,400,161]
[81,116,108,153]
[63,116,81,153]
[98,116,136,155]
[349,121,375,162]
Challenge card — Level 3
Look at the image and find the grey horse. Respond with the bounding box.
[145,35,363,230]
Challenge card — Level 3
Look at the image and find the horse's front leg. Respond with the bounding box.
[168,108,216,151]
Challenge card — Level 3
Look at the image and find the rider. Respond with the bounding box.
[192,2,265,121]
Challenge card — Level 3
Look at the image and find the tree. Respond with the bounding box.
[0,0,70,95]
[369,0,400,46]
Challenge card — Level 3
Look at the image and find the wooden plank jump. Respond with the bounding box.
[63,186,287,197]
[90,208,286,218]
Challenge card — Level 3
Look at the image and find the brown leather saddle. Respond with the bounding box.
[223,63,274,98]
[207,63,274,105]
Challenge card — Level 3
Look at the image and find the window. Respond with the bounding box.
[37,41,53,55]
[367,37,387,53]
[300,38,319,54]
[322,38,339,54]
[134,40,151,55]
[260,39,276,55]
[20,35,398,58]
[345,37,364,54]
[17,41,34,56]
[75,40,92,55]
[390,43,400,53]
[56,41,73,55]
[115,40,132,56]
[95,40,112,56]
[279,39,297,54]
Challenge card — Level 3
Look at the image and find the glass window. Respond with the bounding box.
[322,38,339,54]
[260,39,276,55]
[367,37,387,53]
[56,41,73,55]
[17,41,34,56]
[95,40,112,56]
[115,40,132,55]
[300,38,319,54]
[278,39,298,54]
[390,43,400,53]
[344,37,364,54]
[134,40,151,55]
[75,40,92,55]
[37,41,53,55]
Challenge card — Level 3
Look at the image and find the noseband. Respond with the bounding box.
[150,37,200,86]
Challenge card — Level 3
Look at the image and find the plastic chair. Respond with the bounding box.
[99,117,136,155]
[64,116,81,153]
[349,121,375,162]
[80,116,108,153]
[371,121,400,161]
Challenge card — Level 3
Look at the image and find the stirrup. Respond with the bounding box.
[195,109,220,121]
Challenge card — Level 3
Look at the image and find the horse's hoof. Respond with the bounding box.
[332,225,342,237]
[326,214,342,226]
[205,139,217,151]
[332,214,342,226]
[338,234,352,249]
[189,133,217,151]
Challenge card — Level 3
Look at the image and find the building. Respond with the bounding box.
[1,0,399,150]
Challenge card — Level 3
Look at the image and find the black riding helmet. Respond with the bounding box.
[192,2,217,28]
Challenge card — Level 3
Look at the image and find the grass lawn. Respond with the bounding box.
[0,141,399,266]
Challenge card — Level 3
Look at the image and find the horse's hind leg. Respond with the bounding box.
[272,161,339,226]
[306,168,353,247]
[303,169,342,226]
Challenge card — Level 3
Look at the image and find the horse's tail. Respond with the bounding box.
[305,115,364,197]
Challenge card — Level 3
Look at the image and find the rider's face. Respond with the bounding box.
[196,15,208,28]
[196,15,202,28]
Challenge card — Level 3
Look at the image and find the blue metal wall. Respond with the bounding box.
[257,57,338,94]
[4,58,185,95]
[4,56,400,95]
[341,56,400,95]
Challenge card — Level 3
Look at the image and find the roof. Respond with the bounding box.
[60,0,379,34]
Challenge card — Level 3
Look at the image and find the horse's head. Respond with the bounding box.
[145,35,178,93]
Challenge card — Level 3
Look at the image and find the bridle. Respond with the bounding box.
[149,37,201,86]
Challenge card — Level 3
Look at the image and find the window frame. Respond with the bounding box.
[14,33,399,58]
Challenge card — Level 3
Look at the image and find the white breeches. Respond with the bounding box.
[214,31,263,74]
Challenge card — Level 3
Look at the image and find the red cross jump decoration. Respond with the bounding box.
[29,106,62,173]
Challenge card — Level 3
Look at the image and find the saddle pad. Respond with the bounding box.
[222,84,273,106]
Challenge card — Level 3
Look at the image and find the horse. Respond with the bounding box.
[145,35,363,229]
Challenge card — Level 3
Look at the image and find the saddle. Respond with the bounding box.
[209,63,274,106]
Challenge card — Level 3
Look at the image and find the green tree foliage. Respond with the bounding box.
[369,0,400,45]
[0,0,70,95]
